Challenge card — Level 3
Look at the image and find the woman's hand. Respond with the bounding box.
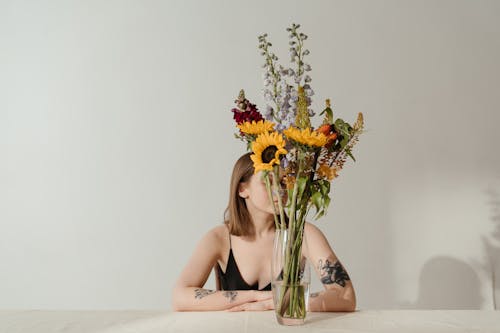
[254,290,273,302]
[226,291,274,311]
[226,298,274,311]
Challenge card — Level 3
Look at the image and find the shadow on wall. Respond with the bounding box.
[416,257,483,309]
[400,185,500,310]
[477,186,500,310]
[400,256,484,309]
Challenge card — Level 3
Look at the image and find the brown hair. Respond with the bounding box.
[224,153,255,236]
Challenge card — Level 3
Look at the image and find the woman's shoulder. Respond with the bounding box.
[304,222,330,243]
[304,221,323,235]
[303,222,336,259]
[193,225,228,260]
[200,224,229,246]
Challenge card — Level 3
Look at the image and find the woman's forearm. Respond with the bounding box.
[308,289,356,312]
[172,287,260,311]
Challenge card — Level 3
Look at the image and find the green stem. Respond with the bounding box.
[272,165,286,230]
[276,148,312,319]
[263,172,280,230]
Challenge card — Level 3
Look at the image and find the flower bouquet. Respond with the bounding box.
[230,23,364,325]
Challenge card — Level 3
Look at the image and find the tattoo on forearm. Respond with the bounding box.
[310,292,320,298]
[194,288,216,299]
[223,291,238,303]
[318,259,351,287]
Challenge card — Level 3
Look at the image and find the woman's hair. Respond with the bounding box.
[224,153,255,236]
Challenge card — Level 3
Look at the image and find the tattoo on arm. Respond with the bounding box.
[318,259,351,287]
[223,291,238,303]
[194,288,216,299]
[310,292,320,298]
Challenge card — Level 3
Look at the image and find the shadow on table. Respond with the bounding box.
[411,256,484,309]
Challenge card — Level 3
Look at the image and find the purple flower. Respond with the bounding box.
[263,89,273,102]
[263,105,274,120]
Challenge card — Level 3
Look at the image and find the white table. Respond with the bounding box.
[0,310,499,332]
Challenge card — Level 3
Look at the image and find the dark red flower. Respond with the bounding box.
[231,91,263,125]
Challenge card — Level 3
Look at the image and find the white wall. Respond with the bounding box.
[1,0,499,310]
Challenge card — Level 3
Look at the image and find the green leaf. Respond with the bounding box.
[296,176,308,202]
[311,192,322,214]
[310,179,332,220]
[346,148,356,161]
[319,107,333,124]
[334,119,351,136]
[320,180,330,196]
[324,196,331,211]
[314,209,326,220]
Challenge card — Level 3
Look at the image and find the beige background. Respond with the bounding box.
[1,0,499,310]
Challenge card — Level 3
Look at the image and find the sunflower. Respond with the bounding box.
[250,131,287,173]
[237,120,275,135]
[283,127,327,147]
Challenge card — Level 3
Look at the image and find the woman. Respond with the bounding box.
[172,153,356,311]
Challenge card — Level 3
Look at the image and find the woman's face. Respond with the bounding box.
[239,171,283,215]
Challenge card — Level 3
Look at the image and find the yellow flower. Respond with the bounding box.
[283,127,327,147]
[295,86,311,129]
[317,164,338,180]
[237,120,275,135]
[250,131,287,173]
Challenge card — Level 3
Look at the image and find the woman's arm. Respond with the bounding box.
[304,223,357,312]
[173,287,271,311]
[171,227,272,311]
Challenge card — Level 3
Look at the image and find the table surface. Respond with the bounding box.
[1,310,499,333]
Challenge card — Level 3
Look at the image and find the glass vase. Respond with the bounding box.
[271,228,310,325]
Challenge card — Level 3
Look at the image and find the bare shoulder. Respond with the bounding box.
[207,224,226,236]
[304,222,328,242]
[202,225,227,244]
[303,222,335,259]
[196,225,228,255]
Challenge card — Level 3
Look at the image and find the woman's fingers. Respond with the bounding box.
[224,291,273,311]
[226,305,244,312]
[226,299,274,311]
[260,298,274,310]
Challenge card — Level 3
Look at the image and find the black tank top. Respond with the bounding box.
[216,230,272,291]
